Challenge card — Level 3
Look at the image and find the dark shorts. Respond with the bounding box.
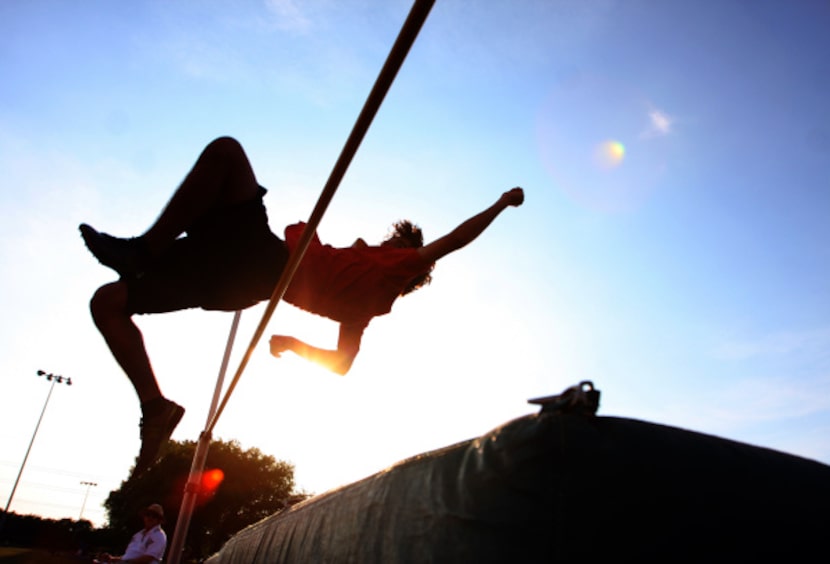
[126,188,289,314]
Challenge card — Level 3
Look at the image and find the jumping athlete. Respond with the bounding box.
[80,136,524,476]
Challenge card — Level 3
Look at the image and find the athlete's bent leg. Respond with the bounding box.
[142,136,261,255]
[80,136,261,277]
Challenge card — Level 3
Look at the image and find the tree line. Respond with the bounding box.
[0,438,308,561]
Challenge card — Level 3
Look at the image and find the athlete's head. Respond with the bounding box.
[382,219,423,249]
[382,220,433,295]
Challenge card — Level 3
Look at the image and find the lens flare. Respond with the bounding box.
[536,72,671,213]
[200,468,225,494]
[594,140,626,169]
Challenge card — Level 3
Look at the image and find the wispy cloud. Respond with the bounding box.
[265,0,312,34]
[640,108,673,138]
[711,374,830,423]
[167,37,251,82]
[713,327,830,361]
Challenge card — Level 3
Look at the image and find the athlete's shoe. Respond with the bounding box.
[133,398,185,478]
[79,224,150,278]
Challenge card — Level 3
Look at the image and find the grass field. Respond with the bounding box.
[0,547,85,563]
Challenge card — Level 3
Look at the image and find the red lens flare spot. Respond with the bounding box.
[200,468,225,493]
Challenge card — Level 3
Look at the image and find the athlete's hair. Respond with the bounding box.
[384,220,434,295]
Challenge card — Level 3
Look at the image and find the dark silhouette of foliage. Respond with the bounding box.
[0,513,91,552]
[104,438,305,559]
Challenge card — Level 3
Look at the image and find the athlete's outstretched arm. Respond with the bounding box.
[269,323,364,375]
[418,187,524,265]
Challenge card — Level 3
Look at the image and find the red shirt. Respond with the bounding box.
[283,222,429,327]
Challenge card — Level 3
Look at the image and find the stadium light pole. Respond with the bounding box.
[79,481,97,521]
[1,370,73,531]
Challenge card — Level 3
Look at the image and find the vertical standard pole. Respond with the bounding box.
[167,310,242,564]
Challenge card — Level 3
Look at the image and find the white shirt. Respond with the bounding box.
[121,524,167,563]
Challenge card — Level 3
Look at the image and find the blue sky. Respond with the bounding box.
[1,0,829,527]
